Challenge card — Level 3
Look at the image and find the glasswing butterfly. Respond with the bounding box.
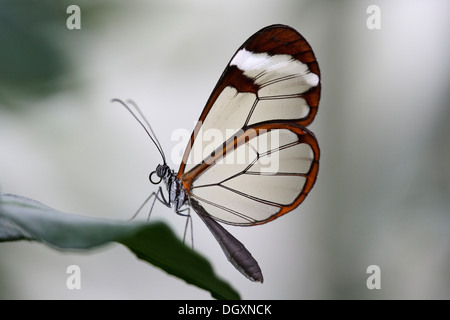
[114,24,320,282]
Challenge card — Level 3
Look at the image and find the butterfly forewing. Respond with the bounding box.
[177,25,320,226]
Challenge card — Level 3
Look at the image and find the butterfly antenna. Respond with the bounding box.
[111,99,166,164]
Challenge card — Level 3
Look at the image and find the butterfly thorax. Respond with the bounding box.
[155,164,187,213]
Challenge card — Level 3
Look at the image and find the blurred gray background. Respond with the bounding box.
[1,0,450,299]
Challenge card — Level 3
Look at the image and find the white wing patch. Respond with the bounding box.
[231,49,319,126]
[230,48,319,91]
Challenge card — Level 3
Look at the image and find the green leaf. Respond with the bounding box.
[0,193,240,300]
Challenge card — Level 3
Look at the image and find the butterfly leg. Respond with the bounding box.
[175,206,194,249]
[147,186,172,220]
[145,190,195,248]
[128,186,170,221]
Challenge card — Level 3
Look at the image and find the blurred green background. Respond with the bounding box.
[1,0,450,299]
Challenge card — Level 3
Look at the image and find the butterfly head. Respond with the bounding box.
[149,163,171,184]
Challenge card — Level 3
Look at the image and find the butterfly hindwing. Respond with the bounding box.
[184,122,319,226]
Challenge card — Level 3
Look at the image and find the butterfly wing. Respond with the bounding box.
[177,24,321,226]
[183,123,319,226]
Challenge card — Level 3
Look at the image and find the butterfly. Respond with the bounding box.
[114,24,320,283]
